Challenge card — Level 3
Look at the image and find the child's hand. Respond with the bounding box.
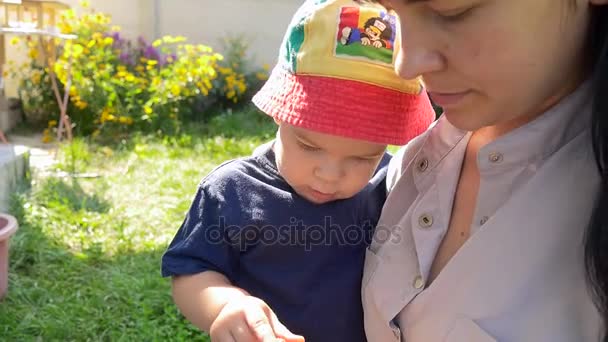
[210,295,305,342]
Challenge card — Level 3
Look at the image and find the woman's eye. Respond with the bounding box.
[436,7,473,22]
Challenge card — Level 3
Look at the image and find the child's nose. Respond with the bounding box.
[314,162,342,183]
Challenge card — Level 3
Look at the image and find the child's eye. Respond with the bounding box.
[297,141,320,152]
[353,156,377,164]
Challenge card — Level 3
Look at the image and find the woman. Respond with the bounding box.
[361,0,608,341]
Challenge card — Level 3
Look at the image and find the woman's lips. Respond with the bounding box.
[428,90,471,108]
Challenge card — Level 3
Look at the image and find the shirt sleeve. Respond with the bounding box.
[161,182,239,280]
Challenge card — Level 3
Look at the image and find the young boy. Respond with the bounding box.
[161,0,435,341]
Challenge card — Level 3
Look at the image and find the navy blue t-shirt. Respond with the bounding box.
[162,144,390,342]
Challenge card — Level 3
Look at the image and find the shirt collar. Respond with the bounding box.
[416,79,593,182]
[477,80,593,170]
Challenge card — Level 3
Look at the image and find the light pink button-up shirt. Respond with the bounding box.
[362,81,602,341]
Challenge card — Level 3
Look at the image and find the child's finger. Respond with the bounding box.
[211,331,236,342]
[268,311,305,342]
[243,304,280,342]
[229,322,258,342]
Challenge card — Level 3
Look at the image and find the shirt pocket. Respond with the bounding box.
[444,317,497,342]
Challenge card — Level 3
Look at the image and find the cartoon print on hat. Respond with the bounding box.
[335,7,397,65]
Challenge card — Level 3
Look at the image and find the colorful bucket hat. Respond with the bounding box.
[252,0,435,145]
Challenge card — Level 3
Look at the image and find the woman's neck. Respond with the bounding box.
[472,75,587,147]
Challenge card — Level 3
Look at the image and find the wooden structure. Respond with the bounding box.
[0,0,74,142]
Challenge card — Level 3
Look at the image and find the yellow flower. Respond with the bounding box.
[28,48,39,59]
[118,116,133,125]
[126,74,135,82]
[80,0,90,8]
[147,60,158,66]
[32,72,42,85]
[144,106,153,115]
[171,84,180,97]
[48,120,58,127]
[75,100,88,110]
[94,13,105,24]
[152,39,162,47]
[100,107,111,123]
[42,129,53,143]
[103,37,114,46]
[42,135,52,143]
[59,23,73,34]
[9,37,20,46]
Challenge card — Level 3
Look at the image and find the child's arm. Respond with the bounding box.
[172,270,305,342]
[172,271,248,332]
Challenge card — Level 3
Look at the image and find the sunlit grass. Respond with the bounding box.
[0,107,275,340]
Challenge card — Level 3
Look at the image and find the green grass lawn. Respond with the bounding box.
[0,107,276,341]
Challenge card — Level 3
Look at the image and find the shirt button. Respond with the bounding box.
[480,216,489,226]
[418,214,433,229]
[489,152,504,164]
[416,158,429,172]
[413,275,425,289]
[392,326,400,338]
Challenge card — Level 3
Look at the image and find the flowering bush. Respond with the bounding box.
[10,1,269,139]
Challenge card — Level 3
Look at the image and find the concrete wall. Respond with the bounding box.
[157,0,301,64]
[0,145,28,214]
[66,0,301,64]
[3,0,302,99]
[60,0,152,41]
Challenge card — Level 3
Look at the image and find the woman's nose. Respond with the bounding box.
[395,47,444,80]
[394,16,445,80]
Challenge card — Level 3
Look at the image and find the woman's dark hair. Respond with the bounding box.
[585,4,608,342]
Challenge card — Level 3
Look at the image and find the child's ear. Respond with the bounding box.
[273,117,281,125]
